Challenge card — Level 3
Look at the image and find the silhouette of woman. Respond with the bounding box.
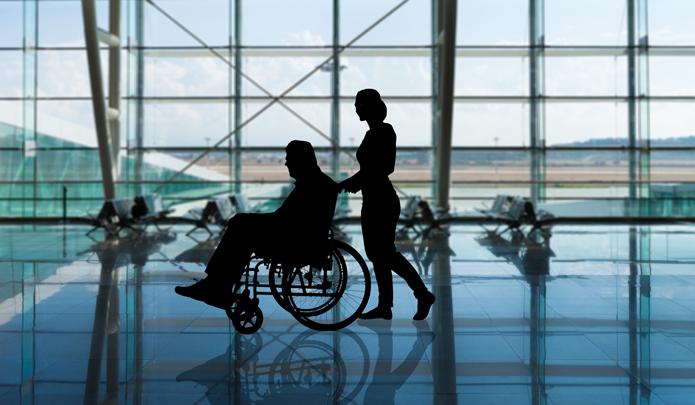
[339,88,435,320]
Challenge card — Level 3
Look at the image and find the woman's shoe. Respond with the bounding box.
[359,306,393,320]
[413,291,435,320]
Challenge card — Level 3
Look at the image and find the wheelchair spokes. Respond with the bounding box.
[225,239,371,333]
[283,240,370,331]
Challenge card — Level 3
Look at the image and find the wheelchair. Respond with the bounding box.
[224,234,371,334]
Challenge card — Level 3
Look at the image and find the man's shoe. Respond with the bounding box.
[359,306,392,320]
[175,278,211,302]
[413,291,435,320]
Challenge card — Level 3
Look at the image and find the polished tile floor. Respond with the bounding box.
[1,223,695,404]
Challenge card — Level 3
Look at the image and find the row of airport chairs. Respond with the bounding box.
[477,194,554,238]
[87,194,173,237]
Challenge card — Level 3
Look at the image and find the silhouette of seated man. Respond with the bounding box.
[175,140,338,307]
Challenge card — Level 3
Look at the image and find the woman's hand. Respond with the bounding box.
[339,177,361,193]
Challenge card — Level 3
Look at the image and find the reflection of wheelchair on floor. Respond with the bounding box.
[176,329,370,404]
[226,234,371,334]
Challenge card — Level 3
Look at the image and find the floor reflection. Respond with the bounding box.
[2,224,695,404]
[361,320,434,405]
[177,329,370,404]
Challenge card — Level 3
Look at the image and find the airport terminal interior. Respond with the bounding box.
[2,0,695,403]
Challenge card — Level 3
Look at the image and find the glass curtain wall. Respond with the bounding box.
[1,0,695,216]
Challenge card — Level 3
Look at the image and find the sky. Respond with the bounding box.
[1,0,695,149]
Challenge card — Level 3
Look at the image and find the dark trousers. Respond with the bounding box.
[205,213,276,285]
[362,189,428,308]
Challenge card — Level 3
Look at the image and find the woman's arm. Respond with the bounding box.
[339,171,363,193]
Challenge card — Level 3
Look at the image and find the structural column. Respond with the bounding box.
[81,0,118,199]
[430,232,457,403]
[432,0,457,213]
[529,0,546,204]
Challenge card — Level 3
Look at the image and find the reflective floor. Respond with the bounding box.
[1,223,695,404]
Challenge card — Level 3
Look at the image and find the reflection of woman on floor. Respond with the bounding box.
[362,322,435,405]
[339,88,435,320]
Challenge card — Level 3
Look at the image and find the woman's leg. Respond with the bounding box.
[390,251,435,319]
[372,260,394,309]
[389,252,428,298]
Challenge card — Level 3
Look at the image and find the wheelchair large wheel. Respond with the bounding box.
[283,240,370,331]
[268,247,346,317]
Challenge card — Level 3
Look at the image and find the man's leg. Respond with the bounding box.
[176,213,271,303]
[205,213,259,286]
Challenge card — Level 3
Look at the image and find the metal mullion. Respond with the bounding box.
[331,0,340,180]
[529,0,546,204]
[10,95,695,102]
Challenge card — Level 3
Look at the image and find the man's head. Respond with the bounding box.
[285,140,319,179]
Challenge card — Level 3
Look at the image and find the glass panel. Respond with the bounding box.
[453,102,529,146]
[341,56,431,96]
[144,53,230,97]
[242,100,331,147]
[651,150,695,184]
[37,50,125,98]
[37,100,97,148]
[455,56,528,96]
[37,50,90,98]
[0,1,22,47]
[545,56,627,96]
[451,150,531,213]
[649,56,695,96]
[457,0,528,45]
[0,51,22,97]
[546,0,627,45]
[144,0,229,47]
[143,101,228,147]
[0,150,33,217]
[546,150,629,182]
[38,0,112,47]
[650,102,695,141]
[0,101,23,148]
[245,0,331,46]
[37,150,102,182]
[452,150,531,182]
[341,0,430,46]
[545,102,628,146]
[649,0,695,45]
[242,55,330,97]
[545,150,629,199]
[0,150,25,183]
[340,100,431,146]
[137,150,230,201]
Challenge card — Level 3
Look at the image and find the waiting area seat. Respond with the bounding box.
[87,194,173,237]
[186,196,235,236]
[477,194,554,239]
[131,194,173,230]
[397,196,446,239]
[87,198,136,237]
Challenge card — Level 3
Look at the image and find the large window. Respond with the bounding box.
[0,0,693,216]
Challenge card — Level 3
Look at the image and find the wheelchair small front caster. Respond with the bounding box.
[232,302,263,334]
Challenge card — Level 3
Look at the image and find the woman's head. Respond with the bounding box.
[355,88,387,122]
